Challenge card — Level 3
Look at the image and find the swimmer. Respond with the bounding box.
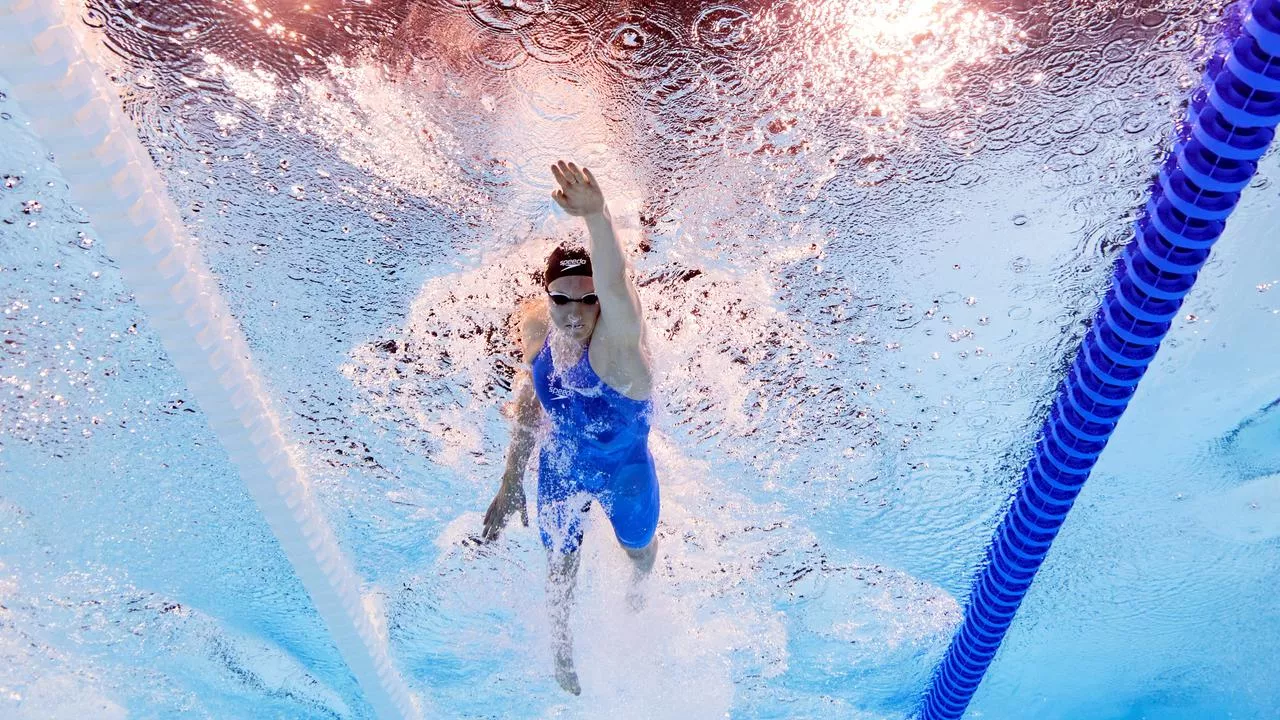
[481,160,659,696]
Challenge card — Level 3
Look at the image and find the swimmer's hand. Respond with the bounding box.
[551,160,605,217]
[482,473,528,542]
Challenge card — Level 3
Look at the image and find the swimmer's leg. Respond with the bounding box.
[536,453,590,695]
[623,537,658,613]
[547,548,581,696]
[600,453,660,611]
[624,537,657,573]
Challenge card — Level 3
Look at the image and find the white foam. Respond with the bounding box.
[1,672,127,720]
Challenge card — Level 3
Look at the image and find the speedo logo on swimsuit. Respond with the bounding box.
[559,258,587,270]
[550,383,574,402]
[549,377,602,402]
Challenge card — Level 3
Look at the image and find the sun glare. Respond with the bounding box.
[769,0,1022,123]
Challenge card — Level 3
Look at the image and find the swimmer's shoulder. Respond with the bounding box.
[514,297,550,364]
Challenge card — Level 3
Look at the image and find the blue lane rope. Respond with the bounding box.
[919,1,1280,716]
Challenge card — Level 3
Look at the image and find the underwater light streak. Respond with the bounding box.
[0,1,420,718]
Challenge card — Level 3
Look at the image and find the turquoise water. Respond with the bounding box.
[1,0,1278,718]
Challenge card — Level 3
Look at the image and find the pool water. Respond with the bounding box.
[1,0,1278,718]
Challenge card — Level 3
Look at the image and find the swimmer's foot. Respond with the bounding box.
[555,649,581,695]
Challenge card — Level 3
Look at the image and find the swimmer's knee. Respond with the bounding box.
[541,527,585,556]
[615,521,657,552]
[547,547,581,575]
[621,534,657,575]
[608,491,658,552]
[622,534,656,556]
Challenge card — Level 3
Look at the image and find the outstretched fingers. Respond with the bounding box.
[482,511,506,543]
[565,161,584,184]
[552,160,591,187]
[552,161,576,185]
[550,160,603,214]
[482,494,508,542]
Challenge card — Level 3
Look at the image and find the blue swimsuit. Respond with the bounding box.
[531,335,659,554]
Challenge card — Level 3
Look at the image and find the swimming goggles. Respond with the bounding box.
[547,291,599,306]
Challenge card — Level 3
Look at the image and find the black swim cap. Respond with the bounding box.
[543,244,593,288]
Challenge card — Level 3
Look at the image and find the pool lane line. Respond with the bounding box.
[0,1,422,718]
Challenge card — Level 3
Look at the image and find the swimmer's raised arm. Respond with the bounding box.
[550,161,645,345]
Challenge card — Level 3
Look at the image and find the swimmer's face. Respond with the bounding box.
[546,275,599,342]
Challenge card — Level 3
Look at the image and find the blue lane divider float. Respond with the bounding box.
[919,1,1280,717]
